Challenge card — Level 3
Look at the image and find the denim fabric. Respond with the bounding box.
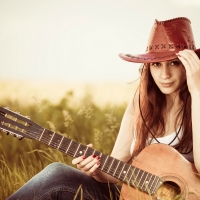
[7,162,121,200]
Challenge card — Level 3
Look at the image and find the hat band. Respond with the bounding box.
[146,43,196,52]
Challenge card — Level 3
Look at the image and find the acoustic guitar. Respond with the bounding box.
[0,107,200,200]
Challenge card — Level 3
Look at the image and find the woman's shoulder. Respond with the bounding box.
[125,89,139,116]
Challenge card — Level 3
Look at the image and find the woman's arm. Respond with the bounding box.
[178,50,200,173]
[110,96,136,161]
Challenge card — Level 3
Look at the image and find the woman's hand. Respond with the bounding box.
[177,49,200,96]
[72,143,100,176]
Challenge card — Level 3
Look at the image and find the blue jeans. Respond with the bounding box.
[7,162,120,200]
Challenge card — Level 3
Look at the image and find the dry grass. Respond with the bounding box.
[1,80,199,200]
[0,79,138,198]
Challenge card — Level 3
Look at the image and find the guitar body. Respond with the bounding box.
[120,144,200,200]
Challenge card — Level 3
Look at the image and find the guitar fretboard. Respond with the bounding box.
[36,128,162,194]
[0,107,163,195]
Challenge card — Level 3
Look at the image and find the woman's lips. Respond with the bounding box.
[160,82,174,87]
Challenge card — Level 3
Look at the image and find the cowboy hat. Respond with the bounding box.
[119,17,200,63]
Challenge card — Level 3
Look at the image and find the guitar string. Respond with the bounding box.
[1,117,179,192]
[4,121,159,189]
[18,128,180,193]
[23,128,145,182]
[24,127,126,171]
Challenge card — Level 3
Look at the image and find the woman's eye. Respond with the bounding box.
[171,61,180,66]
[152,62,161,67]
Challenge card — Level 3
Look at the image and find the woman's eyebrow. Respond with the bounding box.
[150,62,160,65]
[170,58,180,62]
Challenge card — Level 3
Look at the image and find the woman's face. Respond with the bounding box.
[149,58,186,95]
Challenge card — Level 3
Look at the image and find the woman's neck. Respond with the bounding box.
[165,92,180,112]
[162,92,183,136]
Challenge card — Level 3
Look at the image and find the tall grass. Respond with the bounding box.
[1,81,199,199]
[0,81,130,199]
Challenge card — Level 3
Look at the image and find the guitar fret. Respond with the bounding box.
[113,162,123,178]
[57,136,64,150]
[102,157,119,178]
[118,163,126,180]
[143,173,158,194]
[118,164,131,182]
[148,175,157,193]
[129,167,140,187]
[113,160,121,177]
[73,143,81,157]
[128,167,136,184]
[145,173,153,191]
[107,157,115,173]
[137,170,145,188]
[101,156,109,171]
[140,172,151,191]
[84,146,89,155]
[65,140,72,154]
[127,166,136,184]
[99,152,102,158]
[152,176,159,194]
[105,157,115,173]
[152,176,162,194]
[67,140,80,157]
[39,128,45,141]
[50,134,63,148]
[40,129,53,145]
[77,144,87,156]
[122,165,131,182]
[48,132,55,145]
[92,149,96,155]
[135,170,146,188]
[58,137,71,153]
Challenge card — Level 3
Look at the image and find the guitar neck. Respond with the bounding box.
[35,128,162,194]
[0,107,162,195]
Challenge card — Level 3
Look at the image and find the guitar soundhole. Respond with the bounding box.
[156,181,182,200]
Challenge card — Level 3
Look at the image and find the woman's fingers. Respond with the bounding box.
[77,155,100,175]
[73,155,100,176]
[71,143,100,176]
[71,155,86,165]
[177,49,200,95]
[87,143,93,148]
[178,50,200,74]
[71,143,93,165]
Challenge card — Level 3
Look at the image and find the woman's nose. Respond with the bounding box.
[160,65,171,79]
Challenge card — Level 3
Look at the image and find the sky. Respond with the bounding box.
[1,0,200,83]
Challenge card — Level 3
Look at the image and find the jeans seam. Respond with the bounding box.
[39,187,92,200]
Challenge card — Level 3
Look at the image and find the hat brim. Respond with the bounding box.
[119,48,200,63]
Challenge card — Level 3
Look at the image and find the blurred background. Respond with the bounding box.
[1,0,200,105]
[1,0,200,197]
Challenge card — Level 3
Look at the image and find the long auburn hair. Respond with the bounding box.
[132,63,193,158]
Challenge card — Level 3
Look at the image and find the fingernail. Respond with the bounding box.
[96,156,100,160]
[92,154,96,158]
[82,156,86,159]
[97,161,100,165]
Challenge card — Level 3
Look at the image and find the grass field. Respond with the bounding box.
[1,80,199,200]
[0,80,137,199]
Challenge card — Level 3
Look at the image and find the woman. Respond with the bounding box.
[7,17,200,200]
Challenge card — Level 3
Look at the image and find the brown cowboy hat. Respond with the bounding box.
[119,17,200,63]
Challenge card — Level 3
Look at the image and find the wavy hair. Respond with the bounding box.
[132,63,193,158]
